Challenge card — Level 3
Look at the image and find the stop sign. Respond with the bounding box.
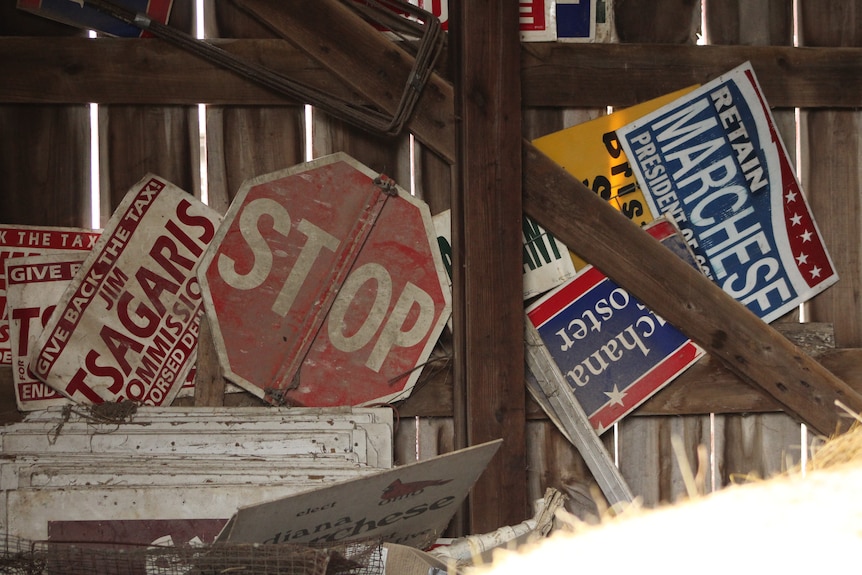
[198,153,451,406]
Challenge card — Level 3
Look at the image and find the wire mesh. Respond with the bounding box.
[0,534,385,575]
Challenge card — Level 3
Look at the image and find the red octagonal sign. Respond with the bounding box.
[198,153,451,406]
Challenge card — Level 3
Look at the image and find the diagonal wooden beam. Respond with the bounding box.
[234,0,862,438]
[522,144,862,436]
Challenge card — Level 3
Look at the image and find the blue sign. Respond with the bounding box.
[618,62,837,323]
[17,0,173,37]
[527,220,703,433]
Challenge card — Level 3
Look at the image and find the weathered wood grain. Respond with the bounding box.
[801,1,862,349]
[450,0,529,531]
[704,0,807,486]
[2,39,862,109]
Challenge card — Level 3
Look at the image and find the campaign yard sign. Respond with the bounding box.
[0,224,99,366]
[533,85,698,270]
[216,439,502,549]
[526,219,704,434]
[617,62,838,323]
[555,0,596,42]
[17,0,173,37]
[5,253,86,411]
[407,1,557,41]
[31,174,222,406]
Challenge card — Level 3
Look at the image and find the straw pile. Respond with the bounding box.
[469,423,862,575]
[804,422,862,472]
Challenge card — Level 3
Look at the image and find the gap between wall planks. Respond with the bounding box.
[0,4,91,426]
[702,0,808,489]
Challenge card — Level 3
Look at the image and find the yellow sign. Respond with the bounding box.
[532,86,698,269]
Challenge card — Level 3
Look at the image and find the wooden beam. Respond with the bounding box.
[2,38,862,109]
[520,43,862,108]
[451,0,529,531]
[522,144,862,436]
[636,348,862,417]
[232,0,528,533]
[399,347,862,418]
[400,323,860,419]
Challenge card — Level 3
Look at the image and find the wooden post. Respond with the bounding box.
[450,0,529,531]
[234,0,529,531]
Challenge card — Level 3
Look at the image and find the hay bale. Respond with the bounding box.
[471,426,862,575]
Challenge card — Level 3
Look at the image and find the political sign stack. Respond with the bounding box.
[527,61,837,430]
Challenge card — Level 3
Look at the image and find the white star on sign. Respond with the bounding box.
[811,266,822,278]
[785,190,797,203]
[796,252,809,266]
[790,213,802,226]
[800,230,813,243]
[605,384,627,406]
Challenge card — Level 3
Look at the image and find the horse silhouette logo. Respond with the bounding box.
[380,478,452,502]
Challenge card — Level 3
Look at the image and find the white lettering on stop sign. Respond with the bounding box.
[327,262,435,372]
[216,198,341,316]
[215,198,436,373]
[199,153,451,406]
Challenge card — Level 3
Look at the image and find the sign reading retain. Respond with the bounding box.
[31,174,221,406]
[198,153,451,407]
[617,62,837,323]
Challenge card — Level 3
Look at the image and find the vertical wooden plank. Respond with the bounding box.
[614,0,701,43]
[800,1,862,350]
[525,420,603,520]
[618,415,714,505]
[99,0,198,214]
[704,0,793,46]
[451,1,528,532]
[0,5,91,423]
[204,2,306,208]
[704,0,806,485]
[721,414,805,481]
[415,145,454,215]
[205,1,303,212]
[0,6,90,227]
[312,116,412,188]
[612,0,704,507]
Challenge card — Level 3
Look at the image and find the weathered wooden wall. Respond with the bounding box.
[1,0,861,534]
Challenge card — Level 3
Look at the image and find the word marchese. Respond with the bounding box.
[628,84,790,315]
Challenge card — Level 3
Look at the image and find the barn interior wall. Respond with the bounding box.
[1,0,860,533]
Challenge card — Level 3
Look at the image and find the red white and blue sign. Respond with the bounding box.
[617,62,838,324]
[198,153,451,408]
[17,0,173,37]
[408,1,557,40]
[526,220,703,434]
